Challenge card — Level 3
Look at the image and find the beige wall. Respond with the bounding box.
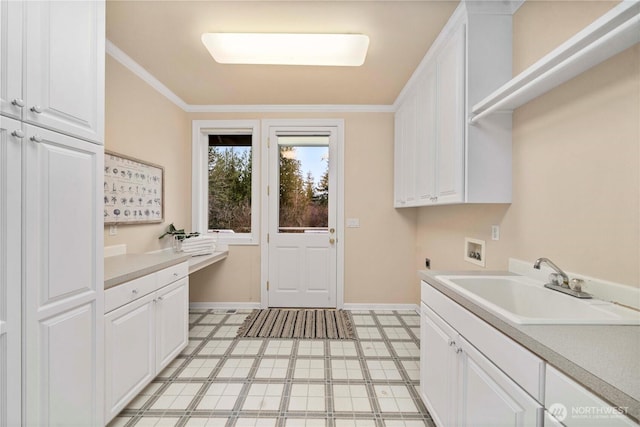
[104,57,418,304]
[103,56,190,253]
[187,112,419,304]
[416,2,640,287]
[106,1,639,307]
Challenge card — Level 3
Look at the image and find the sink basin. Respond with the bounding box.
[434,275,640,325]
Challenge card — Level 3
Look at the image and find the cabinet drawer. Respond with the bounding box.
[105,273,156,314]
[545,365,638,427]
[421,280,544,401]
[156,262,188,288]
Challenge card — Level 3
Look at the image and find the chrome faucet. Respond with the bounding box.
[533,257,592,299]
[533,257,569,287]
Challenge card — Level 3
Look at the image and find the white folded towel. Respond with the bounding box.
[181,242,215,250]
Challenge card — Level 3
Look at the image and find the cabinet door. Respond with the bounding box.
[435,24,465,204]
[402,90,418,205]
[24,0,105,144]
[0,0,24,120]
[415,64,437,204]
[420,303,457,427]
[457,336,541,427]
[105,293,156,423]
[0,116,22,427]
[22,125,104,426]
[155,278,189,372]
[394,102,407,207]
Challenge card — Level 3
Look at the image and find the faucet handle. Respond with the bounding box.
[569,278,585,292]
[548,273,565,286]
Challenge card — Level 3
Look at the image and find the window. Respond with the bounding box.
[208,134,253,233]
[192,120,260,245]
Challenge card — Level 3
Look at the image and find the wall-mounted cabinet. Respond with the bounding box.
[0,0,105,144]
[394,1,513,207]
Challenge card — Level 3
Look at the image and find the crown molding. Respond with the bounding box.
[106,40,189,110]
[106,39,395,114]
[185,104,395,113]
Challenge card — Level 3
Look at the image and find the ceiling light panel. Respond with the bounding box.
[201,33,369,66]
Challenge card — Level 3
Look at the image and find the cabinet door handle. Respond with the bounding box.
[30,135,43,143]
[11,130,25,139]
[157,296,164,301]
[30,105,43,114]
[11,99,25,108]
[455,347,463,354]
[448,340,456,347]
[132,289,138,295]
[173,272,179,277]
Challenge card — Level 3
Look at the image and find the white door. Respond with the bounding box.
[155,278,189,371]
[420,303,457,427]
[0,116,22,427]
[266,125,339,308]
[0,0,24,120]
[22,125,104,426]
[104,293,156,423]
[435,23,465,204]
[457,336,541,427]
[24,0,105,144]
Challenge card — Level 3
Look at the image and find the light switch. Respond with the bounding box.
[346,218,360,228]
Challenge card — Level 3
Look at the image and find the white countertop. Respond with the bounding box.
[105,250,228,289]
[419,270,640,422]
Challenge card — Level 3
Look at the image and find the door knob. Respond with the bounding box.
[329,228,335,234]
[329,238,335,244]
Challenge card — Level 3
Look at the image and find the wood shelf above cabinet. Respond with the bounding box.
[470,0,640,124]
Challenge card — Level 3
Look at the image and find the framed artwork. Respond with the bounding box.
[104,151,164,225]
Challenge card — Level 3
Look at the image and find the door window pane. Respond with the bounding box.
[278,136,329,233]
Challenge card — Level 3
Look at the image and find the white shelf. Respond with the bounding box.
[470,0,640,124]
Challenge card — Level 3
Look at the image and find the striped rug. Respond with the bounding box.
[236,309,355,339]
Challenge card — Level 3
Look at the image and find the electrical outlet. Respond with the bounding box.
[425,258,431,269]
[491,225,500,241]
[109,225,118,236]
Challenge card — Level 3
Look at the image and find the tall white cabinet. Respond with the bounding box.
[394,1,513,207]
[0,0,105,425]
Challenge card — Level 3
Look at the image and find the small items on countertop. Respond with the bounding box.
[176,235,216,256]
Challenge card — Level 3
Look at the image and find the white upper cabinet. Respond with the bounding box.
[1,0,105,144]
[0,0,23,120]
[394,1,513,207]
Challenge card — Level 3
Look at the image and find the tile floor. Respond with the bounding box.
[108,309,434,427]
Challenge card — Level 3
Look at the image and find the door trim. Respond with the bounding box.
[260,119,345,309]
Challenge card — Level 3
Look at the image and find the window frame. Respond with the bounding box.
[192,120,260,245]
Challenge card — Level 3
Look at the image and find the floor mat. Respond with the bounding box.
[237,309,355,339]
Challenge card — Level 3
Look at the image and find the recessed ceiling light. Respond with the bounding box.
[201,33,369,66]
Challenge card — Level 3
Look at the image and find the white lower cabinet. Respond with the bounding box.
[545,365,638,427]
[420,303,541,427]
[105,293,156,421]
[156,279,189,371]
[104,265,188,424]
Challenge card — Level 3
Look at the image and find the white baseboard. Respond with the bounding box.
[342,303,419,313]
[189,302,261,310]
